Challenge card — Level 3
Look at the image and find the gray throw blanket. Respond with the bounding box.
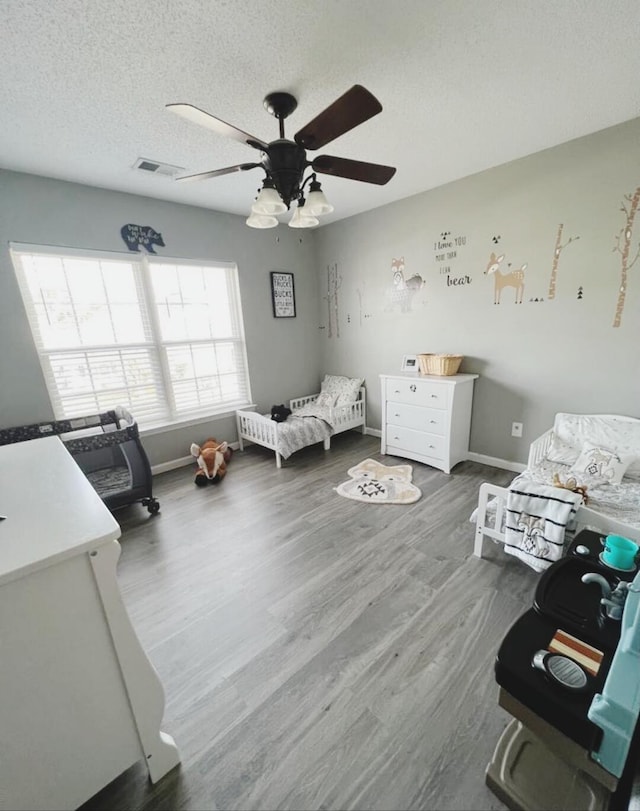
[275,415,332,460]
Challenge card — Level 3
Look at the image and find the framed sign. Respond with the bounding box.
[401,354,418,372]
[270,271,296,318]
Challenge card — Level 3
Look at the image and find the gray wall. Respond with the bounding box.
[2,116,640,469]
[314,117,640,464]
[0,171,320,465]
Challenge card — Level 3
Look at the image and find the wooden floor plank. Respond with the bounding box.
[80,433,548,811]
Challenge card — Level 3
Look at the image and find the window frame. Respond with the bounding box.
[10,243,253,430]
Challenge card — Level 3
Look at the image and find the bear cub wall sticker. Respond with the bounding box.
[120,224,166,254]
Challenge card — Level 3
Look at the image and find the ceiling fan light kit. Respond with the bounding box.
[167,85,396,229]
[251,179,287,216]
[305,178,334,216]
[288,200,320,229]
[245,212,279,229]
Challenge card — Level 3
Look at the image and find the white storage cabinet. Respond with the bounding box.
[380,373,478,474]
[0,437,180,811]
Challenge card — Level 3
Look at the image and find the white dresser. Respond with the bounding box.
[0,437,180,811]
[380,373,478,473]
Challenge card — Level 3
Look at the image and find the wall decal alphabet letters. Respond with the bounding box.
[434,230,468,288]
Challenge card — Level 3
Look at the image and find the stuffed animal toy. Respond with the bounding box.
[190,438,229,486]
[271,404,291,423]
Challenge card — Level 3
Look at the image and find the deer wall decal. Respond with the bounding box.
[484,252,527,304]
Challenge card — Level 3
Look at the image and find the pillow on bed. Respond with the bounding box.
[545,433,580,466]
[321,374,363,406]
[315,390,337,409]
[569,441,632,485]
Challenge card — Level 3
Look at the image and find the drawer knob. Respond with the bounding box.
[394,436,400,440]
[410,384,417,392]
[430,394,438,398]
[429,444,435,449]
[394,413,400,417]
[430,420,436,424]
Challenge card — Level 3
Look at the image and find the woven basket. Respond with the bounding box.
[418,353,463,376]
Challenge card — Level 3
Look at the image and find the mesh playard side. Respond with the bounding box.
[0,407,159,515]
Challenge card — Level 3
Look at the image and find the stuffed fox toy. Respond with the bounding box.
[190,438,229,486]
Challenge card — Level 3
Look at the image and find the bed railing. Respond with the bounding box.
[236,387,366,468]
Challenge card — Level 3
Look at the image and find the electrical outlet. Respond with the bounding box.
[512,422,523,438]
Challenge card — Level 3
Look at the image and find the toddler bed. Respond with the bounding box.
[473,412,640,560]
[236,376,366,468]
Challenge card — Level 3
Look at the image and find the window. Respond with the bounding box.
[10,245,252,428]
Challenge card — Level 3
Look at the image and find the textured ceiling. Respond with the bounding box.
[2,0,640,226]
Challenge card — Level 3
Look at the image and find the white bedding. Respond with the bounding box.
[290,402,336,427]
[272,401,347,460]
[518,460,640,531]
[470,461,640,533]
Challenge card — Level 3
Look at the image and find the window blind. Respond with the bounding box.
[11,246,251,428]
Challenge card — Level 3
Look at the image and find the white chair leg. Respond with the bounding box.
[474,482,492,558]
[474,525,485,558]
[235,414,245,451]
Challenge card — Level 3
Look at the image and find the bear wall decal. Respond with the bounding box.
[120,224,165,254]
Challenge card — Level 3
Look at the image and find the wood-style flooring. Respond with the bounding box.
[80,432,539,811]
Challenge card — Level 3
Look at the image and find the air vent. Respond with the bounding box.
[133,157,184,177]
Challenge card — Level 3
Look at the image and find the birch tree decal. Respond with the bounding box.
[325,262,342,338]
[355,281,365,326]
[547,224,579,299]
[612,187,640,327]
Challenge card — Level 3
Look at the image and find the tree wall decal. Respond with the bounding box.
[612,187,640,328]
[324,263,342,338]
[547,223,579,300]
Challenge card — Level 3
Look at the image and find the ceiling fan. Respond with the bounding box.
[166,85,396,228]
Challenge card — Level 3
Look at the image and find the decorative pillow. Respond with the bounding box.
[569,441,632,486]
[545,433,580,466]
[321,374,363,406]
[315,389,337,409]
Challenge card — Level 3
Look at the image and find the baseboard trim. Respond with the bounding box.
[152,441,521,475]
[365,430,522,475]
[151,441,241,476]
[467,452,526,473]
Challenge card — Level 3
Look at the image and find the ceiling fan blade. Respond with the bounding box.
[294,85,382,150]
[166,103,269,151]
[176,163,261,183]
[312,155,396,185]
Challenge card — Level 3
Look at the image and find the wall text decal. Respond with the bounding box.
[434,231,468,286]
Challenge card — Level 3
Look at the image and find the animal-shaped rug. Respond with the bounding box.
[335,458,422,504]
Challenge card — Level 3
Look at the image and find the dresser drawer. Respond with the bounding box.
[386,401,447,435]
[385,378,449,409]
[384,425,446,460]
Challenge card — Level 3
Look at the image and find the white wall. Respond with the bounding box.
[314,117,640,463]
[0,171,320,465]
